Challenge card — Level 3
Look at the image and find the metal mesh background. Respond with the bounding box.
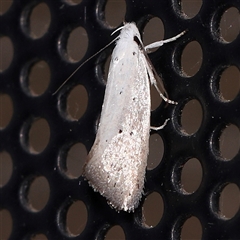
[1,0,240,239]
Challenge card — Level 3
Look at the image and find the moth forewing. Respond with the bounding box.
[83,23,151,212]
[83,22,183,212]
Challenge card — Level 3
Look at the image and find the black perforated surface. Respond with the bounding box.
[1,0,240,239]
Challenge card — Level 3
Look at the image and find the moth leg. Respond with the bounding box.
[145,31,185,53]
[151,118,170,131]
[153,81,178,105]
[145,62,178,105]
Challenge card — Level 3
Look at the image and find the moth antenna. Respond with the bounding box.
[111,25,124,36]
[52,36,119,95]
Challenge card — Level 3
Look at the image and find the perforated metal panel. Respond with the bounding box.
[1,0,240,239]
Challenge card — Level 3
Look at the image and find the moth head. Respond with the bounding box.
[119,23,142,43]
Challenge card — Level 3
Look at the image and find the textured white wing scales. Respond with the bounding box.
[83,22,182,212]
[83,23,151,212]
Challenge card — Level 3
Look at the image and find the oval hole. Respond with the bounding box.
[0,36,14,72]
[181,216,202,239]
[31,234,48,240]
[220,7,240,43]
[219,124,240,160]
[65,143,87,178]
[147,133,164,170]
[150,82,163,110]
[181,158,203,193]
[66,26,88,62]
[28,118,50,154]
[105,225,125,240]
[143,17,164,50]
[181,41,203,77]
[180,99,203,135]
[0,151,13,187]
[142,192,164,227]
[103,54,111,84]
[0,0,12,15]
[66,201,87,236]
[219,183,240,219]
[66,85,88,120]
[219,66,240,101]
[28,60,51,96]
[29,3,51,39]
[0,94,13,129]
[25,176,50,212]
[104,0,126,27]
[180,0,202,18]
[0,209,12,239]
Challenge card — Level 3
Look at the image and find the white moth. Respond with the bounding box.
[83,22,184,212]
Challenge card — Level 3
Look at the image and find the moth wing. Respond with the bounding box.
[84,43,152,211]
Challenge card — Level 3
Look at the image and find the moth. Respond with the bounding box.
[83,22,184,212]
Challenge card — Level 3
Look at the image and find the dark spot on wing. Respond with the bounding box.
[119,129,122,133]
[133,51,136,55]
[130,132,133,136]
